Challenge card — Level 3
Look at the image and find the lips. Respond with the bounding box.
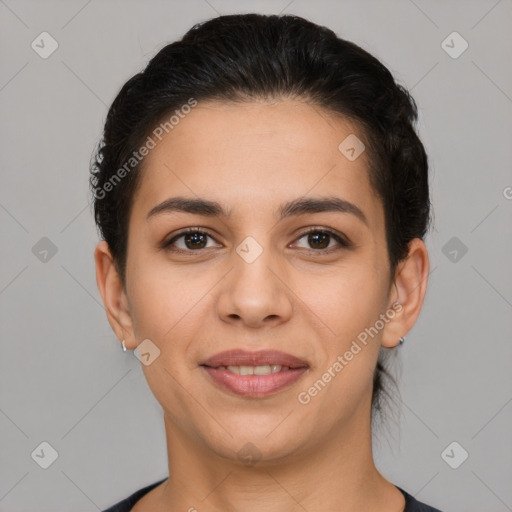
[200,349,309,369]
[199,349,309,398]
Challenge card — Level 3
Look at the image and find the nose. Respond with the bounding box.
[216,241,293,329]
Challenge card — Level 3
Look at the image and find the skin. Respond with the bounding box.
[95,98,429,512]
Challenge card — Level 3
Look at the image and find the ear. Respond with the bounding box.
[381,238,430,348]
[94,240,137,350]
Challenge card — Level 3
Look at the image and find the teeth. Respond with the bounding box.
[226,365,287,375]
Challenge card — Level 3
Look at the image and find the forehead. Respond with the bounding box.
[131,99,383,230]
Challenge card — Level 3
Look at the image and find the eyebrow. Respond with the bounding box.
[146,196,368,226]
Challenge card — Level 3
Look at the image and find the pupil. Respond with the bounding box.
[186,232,206,249]
[309,232,329,249]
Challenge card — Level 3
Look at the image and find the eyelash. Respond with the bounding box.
[162,227,351,255]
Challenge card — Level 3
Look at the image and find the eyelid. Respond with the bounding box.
[162,227,220,250]
[292,226,351,250]
[162,226,351,253]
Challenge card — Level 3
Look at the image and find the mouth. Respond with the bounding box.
[199,349,309,398]
[200,349,309,369]
[206,364,294,375]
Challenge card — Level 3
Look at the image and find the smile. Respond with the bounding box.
[216,364,289,375]
[201,365,308,398]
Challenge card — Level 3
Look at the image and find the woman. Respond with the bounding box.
[92,13,441,512]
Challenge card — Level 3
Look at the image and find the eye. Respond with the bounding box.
[162,228,221,253]
[292,227,351,253]
[162,226,351,254]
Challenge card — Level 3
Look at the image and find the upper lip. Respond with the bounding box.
[200,349,309,369]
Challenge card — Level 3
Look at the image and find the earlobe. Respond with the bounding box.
[381,238,430,348]
[94,241,136,350]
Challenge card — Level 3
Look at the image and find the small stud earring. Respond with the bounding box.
[121,340,127,352]
[398,337,405,345]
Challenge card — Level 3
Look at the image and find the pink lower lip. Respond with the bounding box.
[201,366,308,398]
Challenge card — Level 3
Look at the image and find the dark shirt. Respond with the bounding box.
[102,478,444,512]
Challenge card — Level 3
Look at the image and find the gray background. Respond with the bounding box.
[1,0,511,511]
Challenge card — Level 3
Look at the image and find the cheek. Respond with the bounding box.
[125,254,174,341]
[300,261,386,341]
[297,274,385,418]
[127,259,211,344]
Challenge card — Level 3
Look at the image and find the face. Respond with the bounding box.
[105,99,410,463]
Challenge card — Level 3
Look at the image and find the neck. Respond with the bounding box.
[151,403,404,512]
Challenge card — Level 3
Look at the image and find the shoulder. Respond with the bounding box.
[396,486,444,512]
[102,478,167,512]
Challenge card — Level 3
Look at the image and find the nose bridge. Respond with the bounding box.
[216,230,293,326]
[232,232,278,298]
